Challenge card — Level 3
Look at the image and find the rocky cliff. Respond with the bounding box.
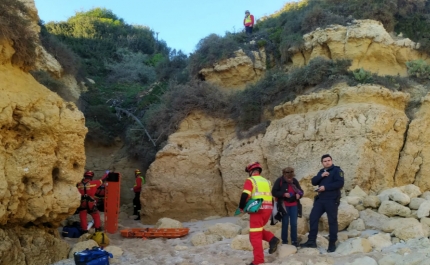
[199,49,266,90]
[142,83,418,223]
[0,35,87,265]
[20,0,85,103]
[199,20,430,90]
[291,19,430,76]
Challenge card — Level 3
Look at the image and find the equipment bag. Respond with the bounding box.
[62,222,83,238]
[244,198,263,213]
[90,231,110,247]
[74,247,113,265]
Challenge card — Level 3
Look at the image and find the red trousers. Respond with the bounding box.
[79,210,101,231]
[249,208,275,265]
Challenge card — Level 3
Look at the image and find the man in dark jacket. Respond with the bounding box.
[300,154,344,252]
[272,167,304,247]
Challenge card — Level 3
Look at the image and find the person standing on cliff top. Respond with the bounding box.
[244,10,254,36]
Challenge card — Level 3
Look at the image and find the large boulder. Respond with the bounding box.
[199,49,266,90]
[291,19,428,76]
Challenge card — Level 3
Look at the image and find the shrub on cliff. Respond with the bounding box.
[142,81,230,146]
[406,59,430,80]
[0,0,37,70]
[39,22,82,77]
[188,33,243,77]
[30,70,76,102]
[231,57,352,130]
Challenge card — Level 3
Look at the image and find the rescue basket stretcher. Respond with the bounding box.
[120,227,190,239]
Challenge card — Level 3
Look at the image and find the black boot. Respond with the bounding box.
[291,241,299,248]
[300,239,317,248]
[268,236,280,254]
[327,241,336,252]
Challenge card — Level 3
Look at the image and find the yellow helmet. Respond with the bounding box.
[90,231,110,247]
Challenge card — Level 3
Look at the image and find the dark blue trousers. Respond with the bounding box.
[281,205,298,244]
[308,199,338,242]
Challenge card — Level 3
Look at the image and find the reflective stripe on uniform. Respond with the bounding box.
[254,192,271,196]
[249,227,263,232]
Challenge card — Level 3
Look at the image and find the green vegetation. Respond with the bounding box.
[352,68,373,84]
[406,59,430,79]
[35,1,430,170]
[0,0,37,70]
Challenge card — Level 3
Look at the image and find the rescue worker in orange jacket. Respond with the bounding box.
[235,162,280,265]
[243,10,255,35]
[76,170,103,232]
[132,169,145,220]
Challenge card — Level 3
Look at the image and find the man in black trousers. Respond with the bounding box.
[300,154,344,252]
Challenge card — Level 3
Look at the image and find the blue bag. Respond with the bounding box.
[74,247,113,265]
[62,222,83,238]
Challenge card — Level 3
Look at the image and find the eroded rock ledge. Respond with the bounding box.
[142,84,418,223]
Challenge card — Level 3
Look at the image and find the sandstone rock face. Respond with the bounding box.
[19,0,85,102]
[199,49,266,90]
[0,226,70,265]
[395,94,430,190]
[141,113,236,223]
[291,19,429,76]
[84,141,141,208]
[0,37,86,264]
[0,40,87,225]
[143,84,411,222]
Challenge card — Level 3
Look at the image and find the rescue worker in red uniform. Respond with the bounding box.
[76,170,103,232]
[132,169,145,220]
[94,171,109,212]
[243,10,255,35]
[235,162,280,265]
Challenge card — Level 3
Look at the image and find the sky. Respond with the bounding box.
[34,0,292,55]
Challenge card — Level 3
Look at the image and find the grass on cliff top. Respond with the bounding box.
[189,0,430,72]
[0,0,37,70]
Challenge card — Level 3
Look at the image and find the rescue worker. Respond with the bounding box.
[243,10,255,35]
[76,170,103,233]
[235,162,280,265]
[300,154,344,252]
[132,169,145,220]
[94,171,109,212]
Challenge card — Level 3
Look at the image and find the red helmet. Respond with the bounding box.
[245,162,262,173]
[84,170,94,178]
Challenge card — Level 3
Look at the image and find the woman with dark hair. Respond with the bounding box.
[271,167,304,247]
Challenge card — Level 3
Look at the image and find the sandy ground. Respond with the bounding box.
[51,214,416,265]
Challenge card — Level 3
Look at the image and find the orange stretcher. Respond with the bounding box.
[120,228,190,239]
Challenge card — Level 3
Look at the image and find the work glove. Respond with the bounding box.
[234,208,243,216]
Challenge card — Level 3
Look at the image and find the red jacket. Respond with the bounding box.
[244,14,254,27]
[77,179,103,198]
[133,175,145,193]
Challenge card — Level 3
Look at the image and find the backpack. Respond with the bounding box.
[90,231,110,247]
[62,222,83,238]
[73,247,113,265]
